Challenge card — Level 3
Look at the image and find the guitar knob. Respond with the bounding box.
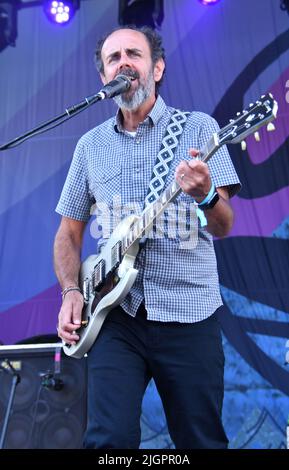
[241,140,247,151]
[267,122,275,131]
[254,131,261,142]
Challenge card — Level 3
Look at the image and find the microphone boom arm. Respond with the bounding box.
[0,75,131,151]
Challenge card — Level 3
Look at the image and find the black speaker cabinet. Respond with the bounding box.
[0,342,87,449]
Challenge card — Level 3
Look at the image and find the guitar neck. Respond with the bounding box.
[121,133,220,255]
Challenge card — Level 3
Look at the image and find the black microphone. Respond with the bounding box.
[40,372,63,391]
[96,74,132,100]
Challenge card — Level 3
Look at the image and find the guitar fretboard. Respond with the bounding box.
[120,93,277,255]
[121,133,220,255]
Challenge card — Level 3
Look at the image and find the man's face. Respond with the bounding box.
[100,29,164,110]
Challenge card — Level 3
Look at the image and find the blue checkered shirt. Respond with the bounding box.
[56,96,241,323]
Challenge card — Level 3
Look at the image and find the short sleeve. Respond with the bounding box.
[55,141,95,222]
[198,115,241,198]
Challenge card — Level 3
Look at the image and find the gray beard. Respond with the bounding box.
[113,70,155,111]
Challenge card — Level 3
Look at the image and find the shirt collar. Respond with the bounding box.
[113,95,167,133]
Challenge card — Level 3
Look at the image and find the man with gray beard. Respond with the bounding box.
[54,26,241,449]
[113,66,154,111]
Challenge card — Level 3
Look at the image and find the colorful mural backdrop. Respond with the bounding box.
[0,0,288,448]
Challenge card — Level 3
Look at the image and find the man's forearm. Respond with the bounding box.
[204,194,234,238]
[54,230,82,289]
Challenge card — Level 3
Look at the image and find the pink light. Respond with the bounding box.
[199,0,221,5]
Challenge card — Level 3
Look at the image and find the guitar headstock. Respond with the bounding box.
[218,93,278,146]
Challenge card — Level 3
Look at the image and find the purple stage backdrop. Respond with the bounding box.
[0,0,289,448]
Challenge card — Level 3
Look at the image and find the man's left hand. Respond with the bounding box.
[175,148,212,203]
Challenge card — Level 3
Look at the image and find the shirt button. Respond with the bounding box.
[135,139,141,144]
[135,167,140,173]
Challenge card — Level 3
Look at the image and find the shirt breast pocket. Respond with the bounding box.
[91,165,122,207]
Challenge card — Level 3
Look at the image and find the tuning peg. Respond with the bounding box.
[254,131,261,142]
[267,122,275,131]
[236,112,241,116]
[241,141,247,151]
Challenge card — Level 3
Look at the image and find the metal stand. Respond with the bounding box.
[0,359,21,449]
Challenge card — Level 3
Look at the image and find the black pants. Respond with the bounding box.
[83,304,228,449]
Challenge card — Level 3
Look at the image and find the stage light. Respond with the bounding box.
[198,0,221,5]
[280,0,289,14]
[43,0,79,25]
[0,0,81,53]
[118,0,164,30]
[0,1,18,53]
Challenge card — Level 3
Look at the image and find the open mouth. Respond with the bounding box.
[119,69,140,81]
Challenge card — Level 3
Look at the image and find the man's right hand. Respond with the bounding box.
[57,290,84,345]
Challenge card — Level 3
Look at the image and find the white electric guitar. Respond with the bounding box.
[63,93,278,358]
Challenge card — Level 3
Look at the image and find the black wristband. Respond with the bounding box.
[199,191,219,210]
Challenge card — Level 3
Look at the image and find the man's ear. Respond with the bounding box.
[153,58,165,84]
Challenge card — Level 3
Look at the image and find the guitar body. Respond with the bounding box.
[63,215,140,358]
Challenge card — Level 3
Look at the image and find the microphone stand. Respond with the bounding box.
[0,360,21,449]
[0,75,131,151]
[0,93,102,151]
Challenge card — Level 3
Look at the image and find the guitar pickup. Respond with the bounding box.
[92,259,105,291]
[111,241,122,270]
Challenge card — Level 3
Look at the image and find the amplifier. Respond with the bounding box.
[0,343,87,449]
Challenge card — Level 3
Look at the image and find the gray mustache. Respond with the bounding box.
[119,68,140,80]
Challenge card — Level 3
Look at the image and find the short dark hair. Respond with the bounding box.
[94,25,166,92]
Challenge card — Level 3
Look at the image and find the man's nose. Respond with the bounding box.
[118,52,132,71]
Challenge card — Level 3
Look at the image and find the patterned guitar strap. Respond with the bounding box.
[144,109,206,226]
